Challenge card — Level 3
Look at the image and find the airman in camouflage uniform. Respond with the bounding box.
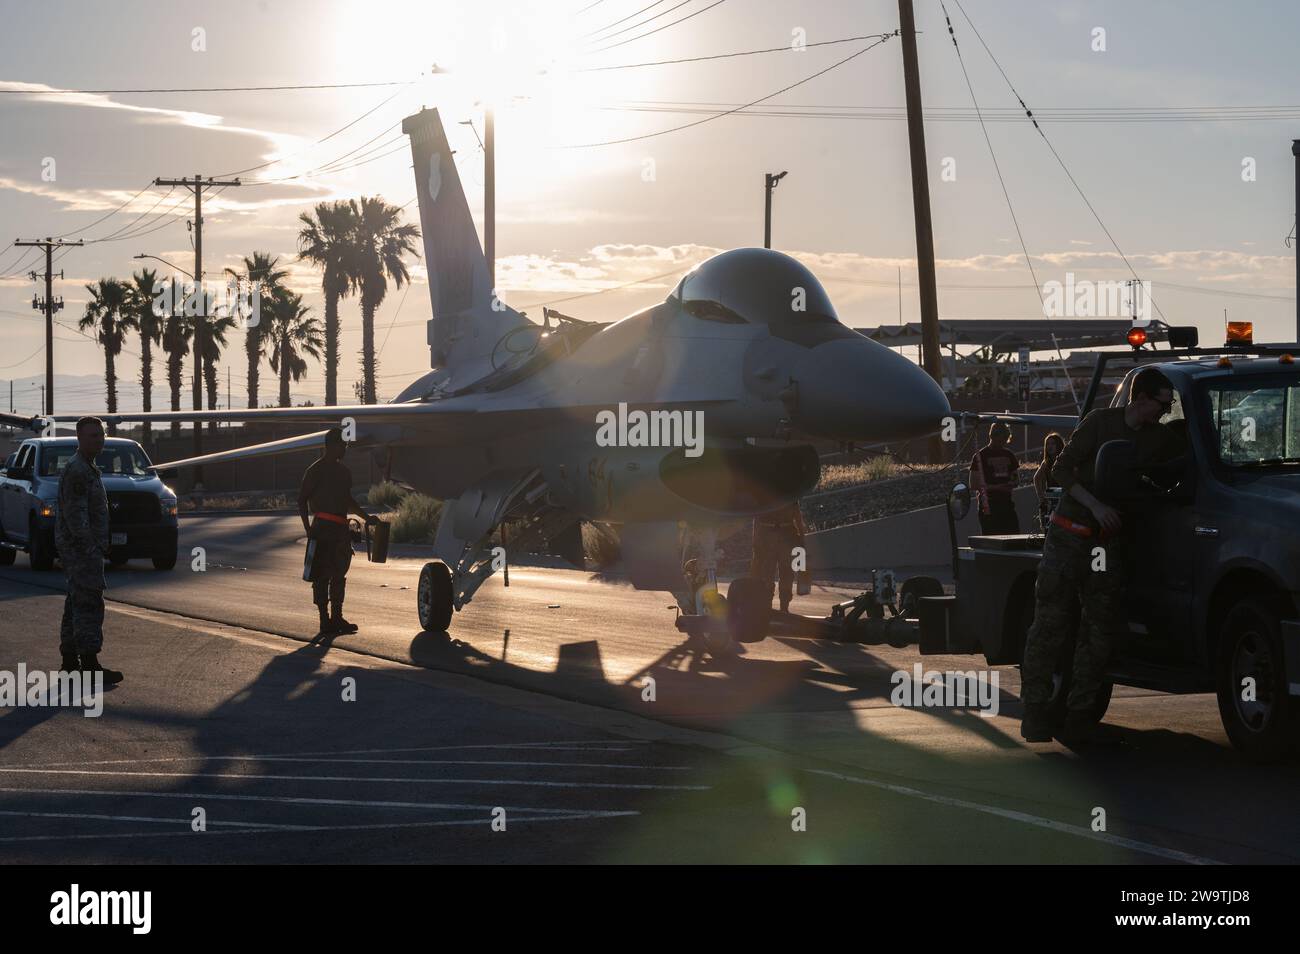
[751,502,806,613]
[1021,368,1180,743]
[55,417,122,683]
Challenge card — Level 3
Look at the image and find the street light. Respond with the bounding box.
[764,171,788,249]
[133,253,193,279]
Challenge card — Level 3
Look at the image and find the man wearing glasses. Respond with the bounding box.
[1020,367,1183,744]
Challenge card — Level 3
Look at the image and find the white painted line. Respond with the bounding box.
[0,811,640,844]
[20,756,692,771]
[19,740,652,768]
[0,768,708,791]
[0,809,311,830]
[0,785,634,816]
[807,768,1222,866]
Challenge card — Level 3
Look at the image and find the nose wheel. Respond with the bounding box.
[417,560,454,632]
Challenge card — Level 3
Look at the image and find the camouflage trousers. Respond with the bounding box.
[59,555,105,655]
[751,525,800,608]
[1020,523,1125,711]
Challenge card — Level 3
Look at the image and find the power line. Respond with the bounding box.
[583,0,689,44]
[0,80,411,95]
[577,34,892,71]
[560,31,897,147]
[52,181,156,239]
[937,0,1076,408]
[949,0,1168,326]
[580,0,673,41]
[586,0,729,55]
[216,84,414,177]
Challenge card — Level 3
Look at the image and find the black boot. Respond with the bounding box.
[317,604,335,635]
[1020,702,1053,742]
[1057,710,1099,745]
[81,653,123,686]
[59,652,80,673]
[331,601,358,634]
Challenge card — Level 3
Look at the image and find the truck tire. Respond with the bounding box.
[153,549,178,571]
[28,519,55,572]
[1215,598,1297,762]
[0,545,14,566]
[1017,595,1113,727]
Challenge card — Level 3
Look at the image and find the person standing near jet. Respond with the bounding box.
[298,428,376,635]
[969,422,1020,534]
[56,416,123,683]
[1020,368,1183,744]
[751,501,806,614]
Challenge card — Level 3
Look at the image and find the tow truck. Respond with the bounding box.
[680,322,1300,760]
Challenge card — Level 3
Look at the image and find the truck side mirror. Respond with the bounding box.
[947,482,971,520]
[1094,439,1139,502]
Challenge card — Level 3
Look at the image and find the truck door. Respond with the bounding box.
[1124,387,1197,660]
[3,445,35,543]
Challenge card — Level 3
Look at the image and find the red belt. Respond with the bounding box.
[1051,512,1112,541]
[314,511,347,525]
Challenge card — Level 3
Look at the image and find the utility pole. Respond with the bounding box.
[1293,140,1299,341]
[15,237,82,417]
[898,0,944,462]
[485,108,495,293]
[764,171,788,249]
[153,174,241,482]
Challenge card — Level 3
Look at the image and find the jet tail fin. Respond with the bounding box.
[402,107,528,385]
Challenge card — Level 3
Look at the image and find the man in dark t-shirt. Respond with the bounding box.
[298,427,376,635]
[970,422,1020,534]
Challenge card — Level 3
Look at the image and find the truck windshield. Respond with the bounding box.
[1207,377,1300,467]
[40,444,153,477]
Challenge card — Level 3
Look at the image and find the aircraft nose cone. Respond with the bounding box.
[790,336,950,441]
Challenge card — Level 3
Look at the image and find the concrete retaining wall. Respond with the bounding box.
[805,486,1042,572]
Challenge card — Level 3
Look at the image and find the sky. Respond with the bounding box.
[1,0,1298,413]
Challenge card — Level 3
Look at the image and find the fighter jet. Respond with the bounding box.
[2,107,952,655]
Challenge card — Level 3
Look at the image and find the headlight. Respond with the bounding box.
[39,503,55,518]
[161,498,178,517]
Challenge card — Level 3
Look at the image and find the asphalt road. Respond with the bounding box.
[1,514,1297,864]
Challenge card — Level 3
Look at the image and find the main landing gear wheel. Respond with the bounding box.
[418,560,454,632]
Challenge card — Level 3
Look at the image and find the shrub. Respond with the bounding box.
[582,522,621,569]
[367,480,407,511]
[391,493,442,543]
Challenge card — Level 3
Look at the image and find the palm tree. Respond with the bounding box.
[79,278,136,436]
[224,251,288,410]
[267,290,323,407]
[350,195,420,404]
[160,278,192,439]
[297,201,360,407]
[127,268,162,452]
[196,293,237,434]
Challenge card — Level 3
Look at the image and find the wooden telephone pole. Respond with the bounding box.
[15,237,82,417]
[898,0,945,461]
[152,175,241,481]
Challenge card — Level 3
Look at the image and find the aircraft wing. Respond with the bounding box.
[149,429,336,471]
[958,410,1080,430]
[3,399,733,468]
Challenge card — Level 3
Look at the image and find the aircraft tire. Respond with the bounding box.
[418,560,454,633]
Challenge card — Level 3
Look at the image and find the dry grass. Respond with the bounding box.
[582,522,621,569]
[367,481,407,510]
[391,493,442,544]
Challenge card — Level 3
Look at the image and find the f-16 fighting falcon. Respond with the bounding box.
[1,107,951,657]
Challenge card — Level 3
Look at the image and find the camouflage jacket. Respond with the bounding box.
[56,452,109,557]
